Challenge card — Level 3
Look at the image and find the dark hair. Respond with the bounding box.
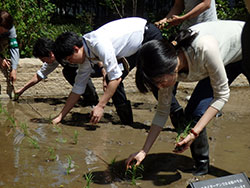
[33,37,54,58]
[54,32,83,62]
[136,29,198,93]
[174,29,198,50]
[0,10,13,30]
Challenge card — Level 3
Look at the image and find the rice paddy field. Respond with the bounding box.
[0,87,249,188]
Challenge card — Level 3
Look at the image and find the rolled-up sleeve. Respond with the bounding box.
[72,61,92,95]
[37,61,59,79]
[201,36,230,111]
[152,87,173,127]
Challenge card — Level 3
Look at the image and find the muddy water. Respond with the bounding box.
[0,88,249,188]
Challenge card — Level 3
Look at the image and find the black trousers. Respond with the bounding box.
[241,13,250,83]
[62,64,98,102]
[111,22,182,113]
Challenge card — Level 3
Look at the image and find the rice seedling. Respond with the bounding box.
[109,156,117,175]
[174,120,195,152]
[47,147,57,161]
[56,137,67,143]
[84,172,94,188]
[73,130,78,144]
[48,115,53,124]
[2,108,16,128]
[125,164,144,185]
[175,121,193,143]
[65,155,78,174]
[52,126,62,134]
[28,137,40,149]
[7,115,16,128]
[20,122,29,136]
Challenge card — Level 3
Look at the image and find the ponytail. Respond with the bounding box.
[173,29,198,51]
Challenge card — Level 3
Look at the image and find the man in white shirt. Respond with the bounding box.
[52,17,165,125]
[15,37,99,106]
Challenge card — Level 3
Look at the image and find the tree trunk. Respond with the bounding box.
[132,0,137,16]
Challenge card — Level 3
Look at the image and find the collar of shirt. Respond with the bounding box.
[82,36,99,64]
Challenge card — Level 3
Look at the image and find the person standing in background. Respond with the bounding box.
[155,0,217,30]
[0,10,19,93]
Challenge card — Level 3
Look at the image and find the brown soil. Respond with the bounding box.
[0,87,249,188]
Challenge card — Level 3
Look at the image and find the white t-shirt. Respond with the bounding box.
[181,0,217,30]
[153,20,245,127]
[72,17,147,95]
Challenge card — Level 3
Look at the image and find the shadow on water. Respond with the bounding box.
[57,112,173,132]
[89,153,235,186]
[34,97,67,105]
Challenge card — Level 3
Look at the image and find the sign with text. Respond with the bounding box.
[188,173,250,188]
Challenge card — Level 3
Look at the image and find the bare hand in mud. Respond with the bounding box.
[173,144,187,153]
[90,106,104,124]
[13,92,20,101]
[125,150,146,169]
[52,115,62,125]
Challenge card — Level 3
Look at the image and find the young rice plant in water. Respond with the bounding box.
[125,164,144,185]
[84,172,94,188]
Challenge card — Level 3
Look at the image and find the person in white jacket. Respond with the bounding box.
[126,20,248,176]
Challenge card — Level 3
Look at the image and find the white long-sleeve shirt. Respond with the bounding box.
[72,17,147,95]
[153,20,245,127]
[36,61,59,79]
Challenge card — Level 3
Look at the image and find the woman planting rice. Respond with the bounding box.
[126,20,249,176]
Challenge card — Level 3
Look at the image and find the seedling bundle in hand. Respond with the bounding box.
[174,120,195,152]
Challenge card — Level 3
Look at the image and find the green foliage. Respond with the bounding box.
[75,11,95,33]
[175,121,193,143]
[100,0,126,17]
[0,0,56,57]
[161,25,180,41]
[216,0,248,21]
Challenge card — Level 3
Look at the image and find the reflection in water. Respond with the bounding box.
[85,149,98,165]
[13,130,25,145]
[34,125,47,139]
[14,146,20,169]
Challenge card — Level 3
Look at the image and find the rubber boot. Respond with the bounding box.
[115,100,133,125]
[190,127,209,176]
[170,107,185,132]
